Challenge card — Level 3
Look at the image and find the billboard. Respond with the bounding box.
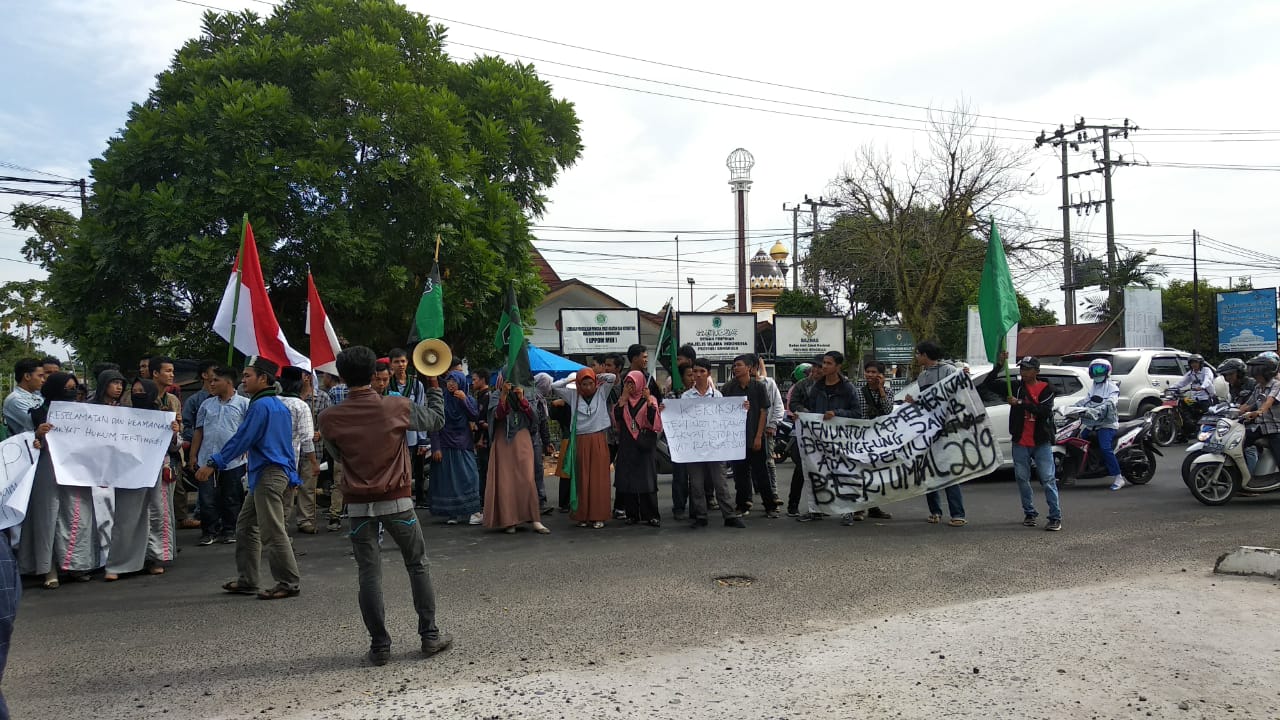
[774,316,846,359]
[678,313,756,361]
[1217,289,1278,353]
[873,328,916,364]
[559,308,641,355]
[1123,287,1165,349]
[964,307,1017,366]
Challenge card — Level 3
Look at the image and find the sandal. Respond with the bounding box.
[647,519,661,528]
[257,583,300,600]
[503,526,517,534]
[43,578,59,590]
[591,521,605,529]
[575,522,588,528]
[147,566,165,576]
[222,579,258,595]
[948,518,968,527]
[533,525,551,535]
[927,514,942,524]
[104,573,119,582]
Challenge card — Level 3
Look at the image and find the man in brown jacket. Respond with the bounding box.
[318,346,450,666]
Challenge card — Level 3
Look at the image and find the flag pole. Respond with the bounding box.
[226,213,249,365]
[1002,336,1012,397]
[434,233,441,264]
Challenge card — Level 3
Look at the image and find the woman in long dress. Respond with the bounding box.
[552,368,617,529]
[612,371,663,526]
[19,372,99,587]
[483,382,550,534]
[428,370,483,525]
[105,379,180,581]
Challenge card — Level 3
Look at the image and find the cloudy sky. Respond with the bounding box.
[2,0,1278,352]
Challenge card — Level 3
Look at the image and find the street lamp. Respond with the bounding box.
[686,277,695,310]
[727,148,754,313]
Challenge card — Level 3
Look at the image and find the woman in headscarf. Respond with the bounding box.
[544,373,575,513]
[19,373,99,587]
[612,371,664,526]
[428,370,483,524]
[530,373,555,513]
[104,378,180,581]
[552,368,617,529]
[483,380,550,534]
[93,370,127,407]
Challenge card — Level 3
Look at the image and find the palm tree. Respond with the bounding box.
[1079,250,1167,322]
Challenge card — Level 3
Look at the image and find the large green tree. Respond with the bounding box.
[1160,278,1245,362]
[36,0,581,365]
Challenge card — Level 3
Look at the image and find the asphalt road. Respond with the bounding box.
[8,458,1279,720]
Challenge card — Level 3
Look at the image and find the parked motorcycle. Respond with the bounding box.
[1150,388,1211,447]
[1179,400,1234,483]
[1184,413,1280,505]
[1053,407,1160,485]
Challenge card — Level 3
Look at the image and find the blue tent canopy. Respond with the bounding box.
[528,344,586,380]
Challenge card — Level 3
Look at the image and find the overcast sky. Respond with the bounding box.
[2,0,1278,354]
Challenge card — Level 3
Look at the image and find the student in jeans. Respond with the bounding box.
[904,341,966,526]
[720,353,779,518]
[990,353,1061,531]
[188,365,250,545]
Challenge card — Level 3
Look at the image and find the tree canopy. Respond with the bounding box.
[32,0,581,365]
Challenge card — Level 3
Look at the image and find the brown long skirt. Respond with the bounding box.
[570,431,613,523]
[484,428,542,529]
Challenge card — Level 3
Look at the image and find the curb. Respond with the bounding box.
[1213,546,1280,579]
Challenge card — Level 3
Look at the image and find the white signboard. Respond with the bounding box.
[678,313,756,361]
[0,433,38,531]
[45,402,175,489]
[559,308,641,355]
[659,397,747,463]
[966,305,1018,366]
[1124,287,1165,349]
[797,370,997,514]
[774,316,845,358]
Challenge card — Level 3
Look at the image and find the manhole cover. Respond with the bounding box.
[713,575,755,588]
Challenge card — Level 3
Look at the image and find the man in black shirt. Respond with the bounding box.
[721,353,779,518]
[849,357,893,523]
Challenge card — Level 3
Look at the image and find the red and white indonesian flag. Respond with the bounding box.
[212,221,310,371]
[306,272,341,375]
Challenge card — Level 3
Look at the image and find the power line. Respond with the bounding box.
[0,161,75,181]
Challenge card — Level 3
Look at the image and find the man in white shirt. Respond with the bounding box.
[3,359,45,436]
[682,359,745,529]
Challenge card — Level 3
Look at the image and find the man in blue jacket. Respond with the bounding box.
[196,356,302,600]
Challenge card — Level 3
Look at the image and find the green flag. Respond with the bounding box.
[656,302,682,394]
[565,400,579,512]
[408,263,445,344]
[977,223,1021,364]
[493,286,530,387]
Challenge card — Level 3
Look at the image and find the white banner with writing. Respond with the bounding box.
[660,397,747,463]
[45,401,175,489]
[797,371,997,513]
[678,313,756,361]
[0,432,39,531]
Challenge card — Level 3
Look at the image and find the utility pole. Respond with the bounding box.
[674,235,680,312]
[1192,229,1200,354]
[1035,118,1138,324]
[783,202,801,291]
[800,194,839,294]
[79,178,87,216]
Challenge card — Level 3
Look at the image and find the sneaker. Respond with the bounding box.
[540,506,555,515]
[613,509,627,520]
[1045,519,1062,532]
[707,500,720,511]
[690,517,708,528]
[446,518,459,526]
[197,534,216,546]
[367,647,391,666]
[556,507,570,514]
[1109,476,1127,491]
[723,517,746,529]
[1022,515,1038,527]
[867,507,892,520]
[786,509,800,517]
[216,534,236,544]
[421,633,453,656]
[796,513,820,523]
[765,510,780,519]
[468,512,483,526]
[852,510,867,522]
[840,513,857,526]
[297,524,317,535]
[327,518,342,532]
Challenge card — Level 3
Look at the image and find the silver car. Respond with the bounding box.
[1059,349,1228,420]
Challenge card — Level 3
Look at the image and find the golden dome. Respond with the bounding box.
[769,241,789,261]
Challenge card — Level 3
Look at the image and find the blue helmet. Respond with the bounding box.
[1087,358,1112,382]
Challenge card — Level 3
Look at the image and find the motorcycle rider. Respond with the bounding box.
[1074,358,1125,490]
[1237,354,1280,475]
[1169,354,1216,427]
[1218,358,1256,405]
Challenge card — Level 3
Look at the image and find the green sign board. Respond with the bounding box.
[873,328,916,363]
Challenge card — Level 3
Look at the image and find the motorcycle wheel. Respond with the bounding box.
[1152,412,1178,447]
[1187,462,1236,506]
[1120,449,1156,485]
[1180,450,1205,489]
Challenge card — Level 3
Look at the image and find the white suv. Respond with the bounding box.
[1058,348,1228,420]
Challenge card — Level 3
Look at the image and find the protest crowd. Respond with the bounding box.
[0,330,1176,681]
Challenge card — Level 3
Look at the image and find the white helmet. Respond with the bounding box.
[1087,358,1112,383]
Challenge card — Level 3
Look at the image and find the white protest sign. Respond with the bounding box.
[797,371,997,513]
[660,397,747,463]
[45,401,175,489]
[559,308,641,355]
[0,432,39,531]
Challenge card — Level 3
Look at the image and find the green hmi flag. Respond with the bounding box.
[977,223,1021,364]
[657,303,682,394]
[409,263,444,344]
[493,286,530,387]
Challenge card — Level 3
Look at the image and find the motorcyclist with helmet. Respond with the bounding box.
[1237,354,1280,474]
[1170,354,1216,425]
[1218,358,1256,405]
[1073,358,1126,490]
